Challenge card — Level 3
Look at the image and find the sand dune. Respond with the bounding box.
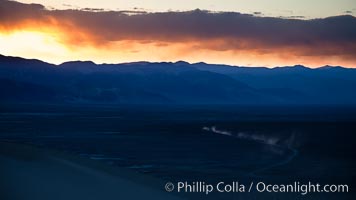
[0,142,182,200]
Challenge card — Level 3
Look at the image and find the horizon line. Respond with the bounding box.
[0,53,351,70]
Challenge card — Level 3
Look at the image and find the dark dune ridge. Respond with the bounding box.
[0,142,183,200]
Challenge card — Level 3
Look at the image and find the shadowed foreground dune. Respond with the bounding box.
[0,142,182,200]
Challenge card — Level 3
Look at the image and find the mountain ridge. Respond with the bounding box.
[0,54,351,70]
[1,54,356,105]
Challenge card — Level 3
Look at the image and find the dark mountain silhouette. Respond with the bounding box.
[193,62,356,104]
[1,54,356,105]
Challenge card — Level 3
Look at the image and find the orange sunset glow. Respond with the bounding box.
[1,0,356,67]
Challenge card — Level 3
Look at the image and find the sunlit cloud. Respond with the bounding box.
[1,0,356,67]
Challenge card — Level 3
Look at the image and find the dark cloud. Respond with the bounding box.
[253,12,262,15]
[81,8,106,12]
[282,16,306,19]
[1,0,356,58]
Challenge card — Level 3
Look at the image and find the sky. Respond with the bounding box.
[16,0,356,19]
[1,0,356,67]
